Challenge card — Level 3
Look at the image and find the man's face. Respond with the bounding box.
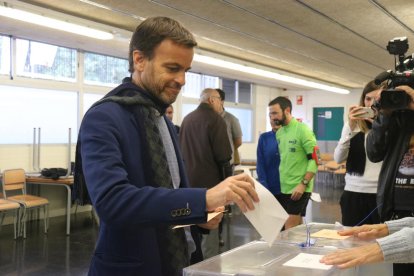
[219,98,225,113]
[210,92,223,114]
[270,104,287,126]
[133,39,194,105]
[166,106,174,121]
[269,117,281,132]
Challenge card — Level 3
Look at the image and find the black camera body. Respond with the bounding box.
[373,37,414,111]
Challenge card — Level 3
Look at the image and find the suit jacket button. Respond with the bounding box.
[171,210,177,217]
[185,208,191,215]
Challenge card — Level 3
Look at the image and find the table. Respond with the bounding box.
[184,223,392,275]
[26,176,73,235]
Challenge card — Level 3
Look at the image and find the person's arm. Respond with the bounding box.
[366,113,391,162]
[385,217,414,234]
[81,104,208,226]
[319,223,389,268]
[395,85,414,111]
[211,116,233,179]
[320,217,414,267]
[231,117,243,164]
[205,173,259,212]
[256,134,268,187]
[320,243,384,269]
[321,226,414,268]
[291,125,317,201]
[333,122,360,163]
[364,85,413,162]
[233,137,242,149]
[230,115,243,146]
[302,127,318,176]
[377,227,414,263]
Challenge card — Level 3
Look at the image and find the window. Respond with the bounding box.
[222,79,236,102]
[0,85,77,144]
[0,35,11,75]
[83,93,105,114]
[203,74,220,90]
[221,78,252,104]
[84,52,129,86]
[226,107,253,142]
[238,81,252,104]
[222,79,253,142]
[181,103,198,118]
[182,72,219,99]
[15,39,77,81]
[182,72,201,98]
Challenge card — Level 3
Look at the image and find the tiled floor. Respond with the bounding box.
[0,180,343,276]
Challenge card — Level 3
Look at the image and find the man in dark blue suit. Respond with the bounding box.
[76,16,259,276]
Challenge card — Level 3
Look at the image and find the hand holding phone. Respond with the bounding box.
[353,107,375,119]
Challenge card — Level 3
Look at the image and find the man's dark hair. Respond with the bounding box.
[269,96,292,112]
[216,88,225,101]
[128,17,198,73]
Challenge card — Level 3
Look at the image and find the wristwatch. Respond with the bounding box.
[302,179,310,186]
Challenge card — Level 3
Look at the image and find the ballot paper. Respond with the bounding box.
[172,211,223,229]
[311,229,349,240]
[283,253,333,270]
[310,192,321,202]
[243,177,289,245]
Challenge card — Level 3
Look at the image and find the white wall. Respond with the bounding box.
[281,88,361,129]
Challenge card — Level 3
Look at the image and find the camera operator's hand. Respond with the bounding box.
[395,85,414,110]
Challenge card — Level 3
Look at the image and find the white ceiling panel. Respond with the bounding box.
[1,0,413,91]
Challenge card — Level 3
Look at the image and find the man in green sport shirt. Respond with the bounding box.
[271,96,317,229]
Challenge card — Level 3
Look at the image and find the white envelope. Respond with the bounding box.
[243,176,289,245]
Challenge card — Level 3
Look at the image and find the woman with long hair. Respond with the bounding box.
[334,80,386,226]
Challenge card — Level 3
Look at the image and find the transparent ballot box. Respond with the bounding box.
[184,223,392,276]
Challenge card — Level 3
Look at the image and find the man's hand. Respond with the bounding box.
[291,182,306,201]
[206,173,259,212]
[320,243,384,269]
[336,223,389,240]
[197,206,224,230]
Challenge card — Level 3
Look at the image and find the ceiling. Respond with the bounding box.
[2,0,414,91]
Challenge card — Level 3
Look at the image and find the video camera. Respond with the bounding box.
[373,37,414,111]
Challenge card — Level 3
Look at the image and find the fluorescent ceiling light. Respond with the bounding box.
[0,5,114,40]
[194,54,350,94]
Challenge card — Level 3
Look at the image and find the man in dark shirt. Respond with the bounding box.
[180,88,232,258]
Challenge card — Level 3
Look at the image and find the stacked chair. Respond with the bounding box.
[0,192,21,239]
[2,169,49,238]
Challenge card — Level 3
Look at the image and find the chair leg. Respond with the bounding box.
[20,208,27,239]
[13,209,18,239]
[17,207,23,239]
[0,212,5,232]
[44,205,49,234]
